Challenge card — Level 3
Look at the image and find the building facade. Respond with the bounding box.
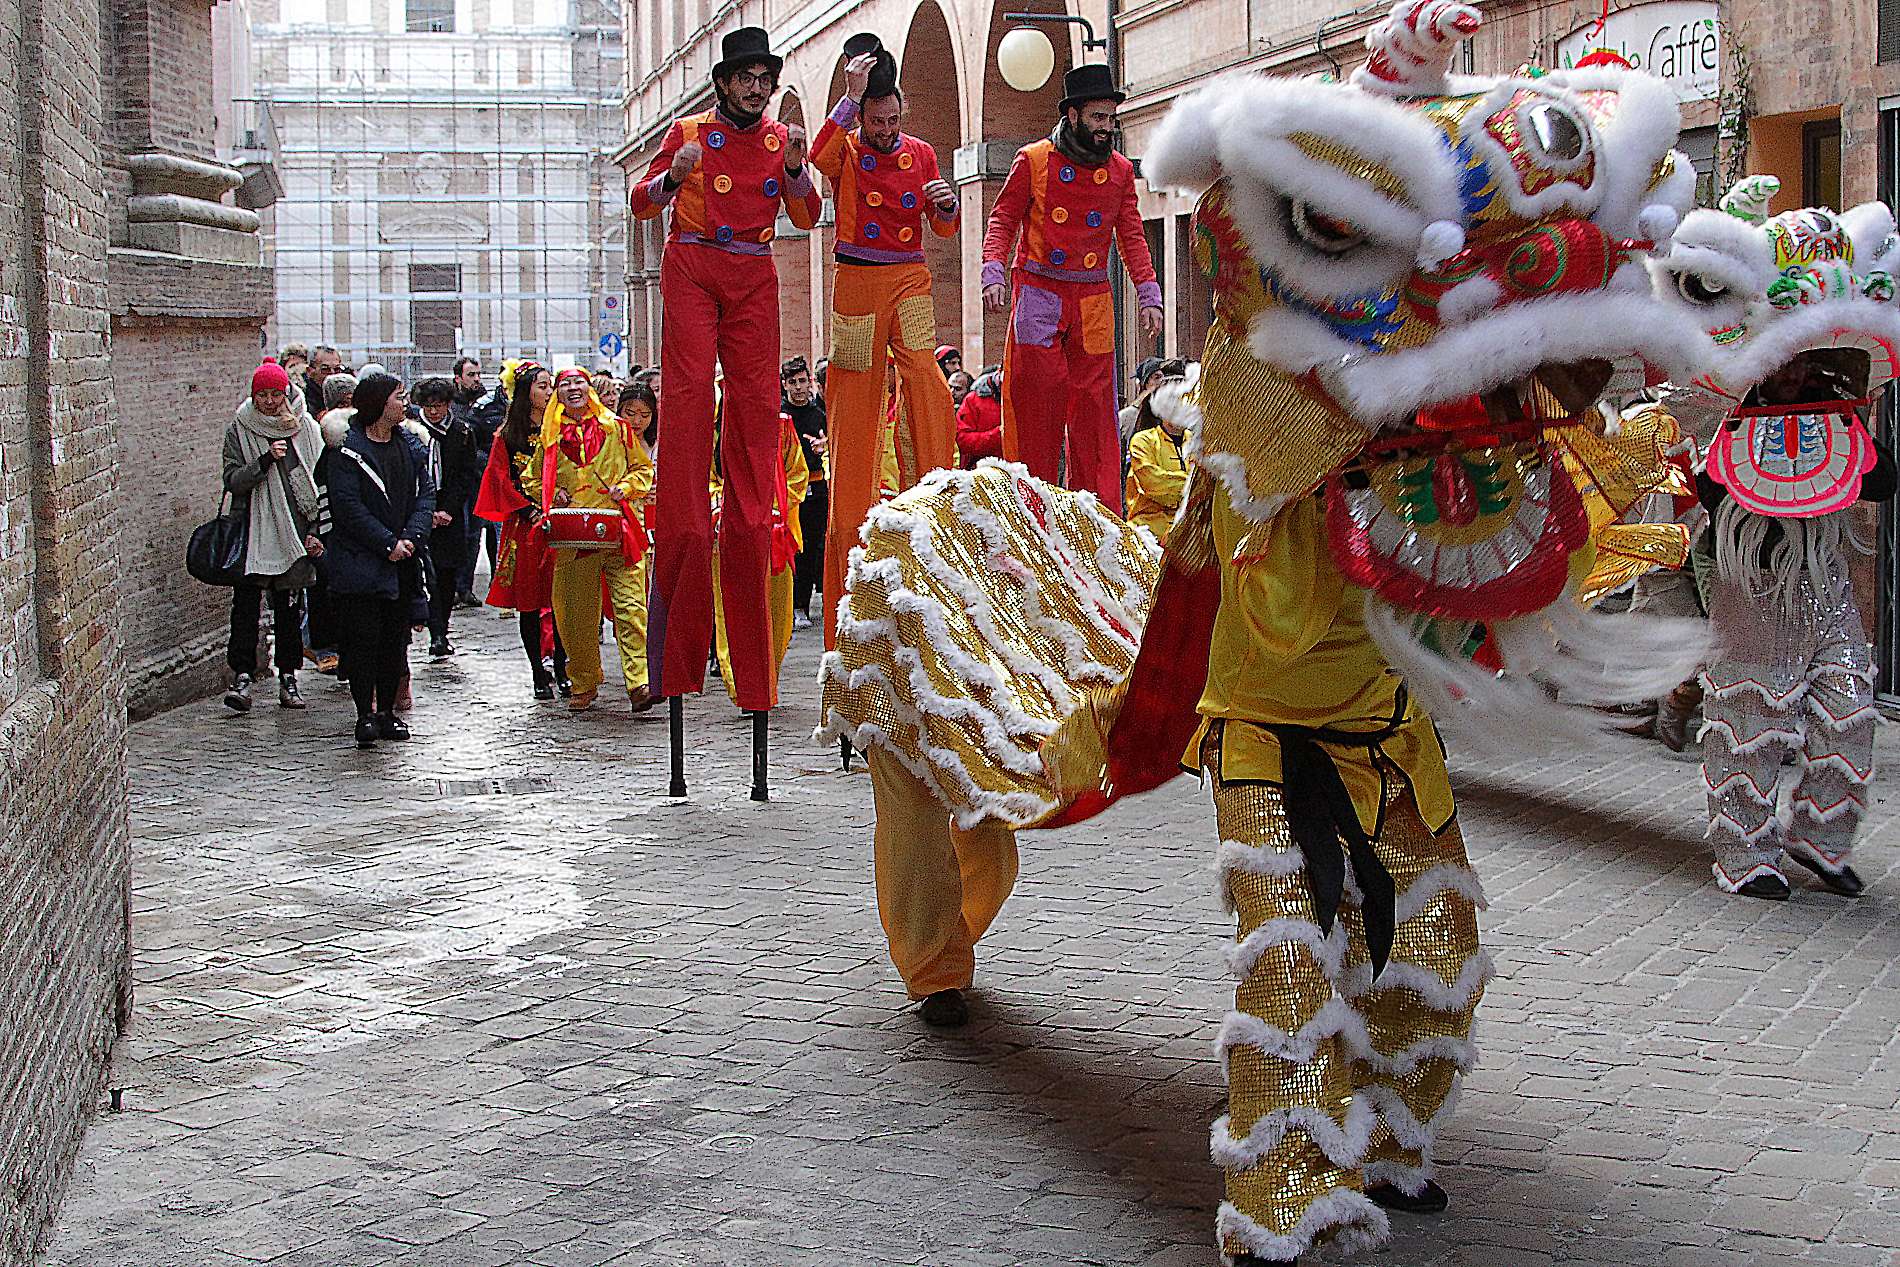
[249,0,627,379]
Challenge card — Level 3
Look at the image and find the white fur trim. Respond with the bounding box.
[1365,1158,1436,1196]
[1182,405,1300,525]
[1787,837,1853,871]
[1217,838,1308,879]
[1211,1093,1379,1172]
[1216,1191,1390,1264]
[1841,201,1900,271]
[1698,716,1804,756]
[1638,202,1681,244]
[1339,948,1495,1014]
[1227,917,1354,981]
[1393,862,1489,922]
[1798,751,1874,785]
[1216,1001,1371,1070]
[1438,275,1502,325]
[1319,292,1706,428]
[1706,811,1781,846]
[1705,768,1778,808]
[1791,790,1867,825]
[1361,1079,1461,1151]
[1711,858,1784,892]
[1417,219,1465,270]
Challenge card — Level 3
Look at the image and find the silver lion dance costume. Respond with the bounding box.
[1648,175,1900,899]
[823,3,1711,1260]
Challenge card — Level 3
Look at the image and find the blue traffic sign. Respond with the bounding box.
[599,332,624,357]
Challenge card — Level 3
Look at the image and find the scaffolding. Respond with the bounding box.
[248,0,627,380]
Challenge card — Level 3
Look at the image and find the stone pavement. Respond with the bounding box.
[38,606,1900,1267]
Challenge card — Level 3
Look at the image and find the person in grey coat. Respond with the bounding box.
[221,359,325,712]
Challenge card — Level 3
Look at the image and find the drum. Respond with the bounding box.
[544,506,622,550]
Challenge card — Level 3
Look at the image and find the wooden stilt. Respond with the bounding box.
[668,695,686,798]
[750,709,769,802]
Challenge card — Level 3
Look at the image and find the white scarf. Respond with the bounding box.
[230,400,324,578]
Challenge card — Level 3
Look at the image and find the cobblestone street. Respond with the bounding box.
[39,609,1900,1267]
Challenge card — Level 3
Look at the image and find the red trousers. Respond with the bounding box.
[823,261,958,649]
[652,244,781,711]
[1000,275,1122,513]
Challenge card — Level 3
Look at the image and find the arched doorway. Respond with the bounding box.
[898,1,965,360]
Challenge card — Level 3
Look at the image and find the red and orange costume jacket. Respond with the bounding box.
[810,97,957,264]
[980,135,1161,307]
[630,106,822,252]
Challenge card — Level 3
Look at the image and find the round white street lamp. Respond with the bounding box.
[997,26,1055,92]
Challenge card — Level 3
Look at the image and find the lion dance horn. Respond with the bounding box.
[1352,0,1481,97]
[1719,174,1780,226]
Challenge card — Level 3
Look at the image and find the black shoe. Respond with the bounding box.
[374,713,410,742]
[1736,872,1792,901]
[1367,1180,1448,1214]
[1232,1257,1298,1267]
[533,679,555,701]
[917,989,969,1028]
[354,717,378,749]
[455,592,483,610]
[278,674,306,709]
[556,677,573,699]
[1790,852,1865,896]
[429,639,454,660]
[223,673,254,714]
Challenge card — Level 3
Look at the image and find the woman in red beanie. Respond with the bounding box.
[220,359,326,712]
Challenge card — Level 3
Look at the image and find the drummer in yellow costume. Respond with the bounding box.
[714,409,809,705]
[525,367,655,713]
[1123,380,1191,543]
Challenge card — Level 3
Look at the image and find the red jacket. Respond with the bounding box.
[956,389,1003,469]
[631,107,822,256]
[811,96,957,264]
[981,136,1160,306]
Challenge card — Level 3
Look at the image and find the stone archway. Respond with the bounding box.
[897,1,965,358]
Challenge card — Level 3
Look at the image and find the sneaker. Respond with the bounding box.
[429,639,454,660]
[374,713,410,741]
[278,674,306,709]
[792,610,812,631]
[354,716,378,748]
[223,673,254,714]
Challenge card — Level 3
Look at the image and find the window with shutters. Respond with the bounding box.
[1882,0,1900,63]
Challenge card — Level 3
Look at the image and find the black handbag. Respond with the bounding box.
[186,493,249,587]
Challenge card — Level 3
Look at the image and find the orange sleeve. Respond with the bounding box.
[631,121,686,221]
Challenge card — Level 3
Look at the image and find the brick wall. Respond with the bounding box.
[107,255,273,718]
[0,0,134,1265]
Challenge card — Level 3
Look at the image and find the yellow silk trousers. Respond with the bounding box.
[867,749,1020,999]
[1205,727,1487,1263]
[714,558,794,707]
[550,548,649,698]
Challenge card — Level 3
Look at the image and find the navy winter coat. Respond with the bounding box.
[324,426,438,598]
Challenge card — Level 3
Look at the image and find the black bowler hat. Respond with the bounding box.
[1060,63,1125,112]
[713,26,783,81]
[843,31,899,100]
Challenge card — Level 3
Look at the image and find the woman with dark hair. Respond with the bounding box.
[474,363,570,698]
[323,372,437,748]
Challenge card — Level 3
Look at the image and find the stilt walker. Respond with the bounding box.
[632,27,821,719]
[981,63,1163,513]
[811,33,961,649]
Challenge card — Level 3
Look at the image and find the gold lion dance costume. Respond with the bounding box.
[824,4,1714,1260]
[1645,175,1900,900]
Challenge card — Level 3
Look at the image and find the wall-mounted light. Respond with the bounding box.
[996,26,1054,92]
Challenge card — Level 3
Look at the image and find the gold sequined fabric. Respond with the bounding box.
[1207,727,1486,1260]
[817,464,1162,827]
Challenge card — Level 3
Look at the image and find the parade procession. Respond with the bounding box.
[12,0,1900,1264]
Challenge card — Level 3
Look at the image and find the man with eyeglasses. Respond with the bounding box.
[982,63,1163,514]
[631,26,822,713]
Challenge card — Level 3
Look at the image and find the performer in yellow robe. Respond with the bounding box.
[525,368,655,713]
[715,411,809,704]
[1123,387,1190,542]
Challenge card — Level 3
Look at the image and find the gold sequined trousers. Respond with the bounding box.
[1204,724,1488,1264]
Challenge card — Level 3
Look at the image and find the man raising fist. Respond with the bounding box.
[631,26,821,714]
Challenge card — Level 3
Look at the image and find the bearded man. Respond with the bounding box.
[631,26,822,712]
[981,63,1163,513]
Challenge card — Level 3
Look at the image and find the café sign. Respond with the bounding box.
[1555,1,1720,104]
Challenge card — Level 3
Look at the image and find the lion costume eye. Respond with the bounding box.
[1524,101,1589,164]
[1288,199,1366,256]
[1676,271,1730,305]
